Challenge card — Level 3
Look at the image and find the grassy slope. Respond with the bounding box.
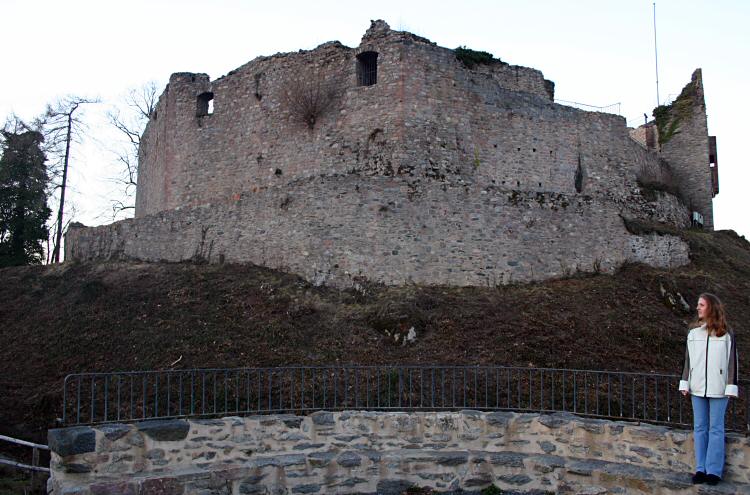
[1,229,749,441]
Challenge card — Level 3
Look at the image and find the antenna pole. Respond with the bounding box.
[653,2,660,106]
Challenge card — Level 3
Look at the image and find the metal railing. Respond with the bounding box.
[555,99,621,115]
[61,366,749,432]
[0,434,49,492]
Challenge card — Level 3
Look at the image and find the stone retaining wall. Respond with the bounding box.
[65,177,689,288]
[48,411,750,494]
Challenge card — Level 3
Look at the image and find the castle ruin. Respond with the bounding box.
[66,21,718,287]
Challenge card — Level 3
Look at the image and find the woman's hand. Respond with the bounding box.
[681,390,689,396]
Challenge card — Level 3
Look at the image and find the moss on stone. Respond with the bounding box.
[455,46,498,69]
[653,78,698,146]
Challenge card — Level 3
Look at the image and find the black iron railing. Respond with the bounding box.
[61,366,749,432]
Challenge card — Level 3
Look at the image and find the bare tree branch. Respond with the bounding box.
[40,95,98,263]
[106,81,159,218]
[281,70,344,129]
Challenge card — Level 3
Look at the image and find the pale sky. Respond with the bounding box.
[2,0,748,237]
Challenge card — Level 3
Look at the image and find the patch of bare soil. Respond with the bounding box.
[1,229,749,445]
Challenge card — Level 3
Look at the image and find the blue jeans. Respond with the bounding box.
[691,395,729,476]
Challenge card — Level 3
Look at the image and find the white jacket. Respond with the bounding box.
[679,324,739,398]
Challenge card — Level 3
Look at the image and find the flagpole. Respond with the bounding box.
[653,2,660,106]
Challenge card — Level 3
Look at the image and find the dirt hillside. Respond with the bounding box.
[1,228,749,444]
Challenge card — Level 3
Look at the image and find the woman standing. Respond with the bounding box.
[679,293,739,485]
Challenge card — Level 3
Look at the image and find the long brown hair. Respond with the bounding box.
[695,293,727,337]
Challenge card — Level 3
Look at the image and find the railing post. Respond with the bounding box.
[30,447,40,491]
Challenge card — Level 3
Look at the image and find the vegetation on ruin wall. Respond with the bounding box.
[653,78,698,146]
[455,46,503,69]
[281,71,343,129]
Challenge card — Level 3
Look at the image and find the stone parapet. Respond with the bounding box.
[48,411,750,494]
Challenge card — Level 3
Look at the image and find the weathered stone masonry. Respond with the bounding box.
[65,178,689,287]
[66,20,717,287]
[48,411,750,494]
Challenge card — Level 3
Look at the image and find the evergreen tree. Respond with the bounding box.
[0,130,51,266]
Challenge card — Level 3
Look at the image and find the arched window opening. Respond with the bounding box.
[357,52,378,86]
[197,92,214,117]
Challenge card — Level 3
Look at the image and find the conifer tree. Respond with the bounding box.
[0,130,51,266]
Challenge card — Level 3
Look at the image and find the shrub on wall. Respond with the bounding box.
[281,71,344,129]
[455,46,499,69]
[653,78,698,146]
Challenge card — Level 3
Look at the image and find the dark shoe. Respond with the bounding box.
[705,474,721,485]
[692,471,707,484]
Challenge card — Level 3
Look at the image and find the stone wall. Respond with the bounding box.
[68,20,704,286]
[67,176,689,288]
[135,21,555,218]
[657,69,714,229]
[48,411,750,494]
[133,20,673,220]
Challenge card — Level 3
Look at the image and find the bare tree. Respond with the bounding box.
[281,70,344,129]
[42,96,97,263]
[3,114,38,134]
[107,81,159,218]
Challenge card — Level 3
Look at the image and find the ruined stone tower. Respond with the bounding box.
[66,21,718,287]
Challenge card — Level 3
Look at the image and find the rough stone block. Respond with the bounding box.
[239,475,265,485]
[279,415,304,429]
[136,419,190,442]
[575,418,606,434]
[489,451,526,467]
[608,423,625,435]
[252,454,306,468]
[138,477,183,495]
[237,483,263,495]
[567,459,609,477]
[61,463,93,474]
[292,442,325,450]
[127,432,145,448]
[311,411,334,426]
[90,481,137,495]
[497,473,533,485]
[629,445,655,458]
[376,479,414,495]
[49,426,97,456]
[146,449,166,460]
[531,454,566,474]
[538,440,557,453]
[433,451,468,466]
[292,484,321,494]
[538,413,574,429]
[485,411,514,426]
[629,425,668,442]
[329,477,368,488]
[333,434,359,442]
[464,474,493,487]
[336,451,362,467]
[98,424,131,442]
